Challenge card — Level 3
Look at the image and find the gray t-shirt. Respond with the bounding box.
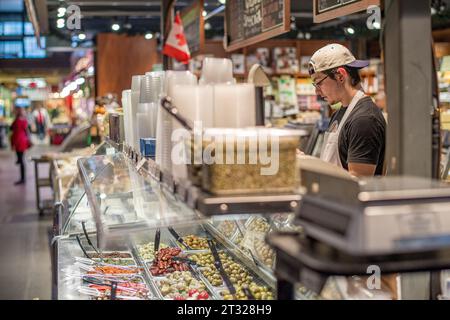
[328,96,386,175]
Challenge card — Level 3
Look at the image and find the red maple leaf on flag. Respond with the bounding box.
[162,12,191,63]
[175,33,187,46]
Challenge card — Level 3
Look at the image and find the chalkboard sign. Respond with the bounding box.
[314,0,380,23]
[181,0,204,55]
[225,0,291,52]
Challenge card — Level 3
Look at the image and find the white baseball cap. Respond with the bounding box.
[308,43,369,75]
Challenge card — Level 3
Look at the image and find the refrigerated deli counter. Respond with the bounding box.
[50,141,326,301]
[51,140,450,300]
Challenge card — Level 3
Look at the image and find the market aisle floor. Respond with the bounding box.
[0,149,52,300]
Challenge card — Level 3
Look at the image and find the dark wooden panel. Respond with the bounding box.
[435,42,450,59]
[433,28,450,42]
[96,33,162,97]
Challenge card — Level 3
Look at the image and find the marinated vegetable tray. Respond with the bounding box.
[147,247,190,276]
[64,254,154,300]
[136,242,169,262]
[166,226,212,251]
[153,271,212,300]
[187,250,275,300]
[81,275,153,300]
[233,217,276,270]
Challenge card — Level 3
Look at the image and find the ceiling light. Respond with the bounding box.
[111,23,120,31]
[305,32,311,40]
[204,22,212,30]
[346,27,355,35]
[202,10,207,17]
[218,0,226,4]
[144,32,153,40]
[78,33,86,40]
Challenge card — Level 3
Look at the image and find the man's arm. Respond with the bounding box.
[348,162,376,177]
[346,112,385,177]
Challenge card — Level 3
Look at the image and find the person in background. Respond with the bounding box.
[10,106,31,185]
[32,102,51,142]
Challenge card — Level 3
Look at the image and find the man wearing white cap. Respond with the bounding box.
[309,44,386,177]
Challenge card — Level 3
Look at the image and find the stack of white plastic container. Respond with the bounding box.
[120,57,257,182]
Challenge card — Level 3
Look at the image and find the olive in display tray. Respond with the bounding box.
[136,242,169,262]
[154,271,212,300]
[188,251,274,300]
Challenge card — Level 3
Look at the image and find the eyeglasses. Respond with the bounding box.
[312,75,329,89]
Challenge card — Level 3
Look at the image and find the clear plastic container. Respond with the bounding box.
[188,128,305,195]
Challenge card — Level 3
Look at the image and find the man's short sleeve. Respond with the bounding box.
[346,115,384,165]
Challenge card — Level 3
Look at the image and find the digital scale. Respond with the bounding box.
[267,159,450,297]
[296,159,450,255]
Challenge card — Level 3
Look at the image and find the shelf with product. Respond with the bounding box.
[436,53,450,182]
[189,42,385,123]
[186,40,352,127]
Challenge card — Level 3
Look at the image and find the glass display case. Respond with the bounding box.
[52,141,319,300]
[52,142,111,238]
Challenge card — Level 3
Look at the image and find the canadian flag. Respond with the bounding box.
[163,12,191,64]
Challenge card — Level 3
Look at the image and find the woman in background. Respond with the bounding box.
[10,107,30,185]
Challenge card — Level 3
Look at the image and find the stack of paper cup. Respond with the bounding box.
[199,57,235,85]
[121,89,132,147]
[137,74,163,142]
[171,85,213,128]
[148,72,165,103]
[155,71,197,177]
[213,83,256,128]
[170,84,213,181]
[137,75,153,143]
[164,71,197,97]
[131,75,144,151]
